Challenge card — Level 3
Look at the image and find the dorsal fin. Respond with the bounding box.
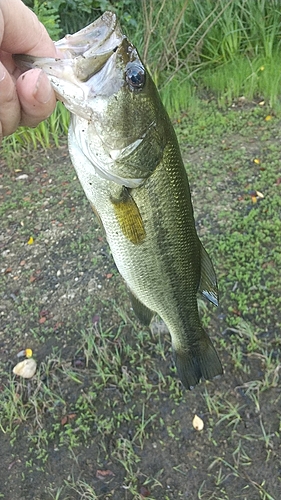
[198,243,219,307]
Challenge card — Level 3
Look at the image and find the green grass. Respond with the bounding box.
[135,0,281,113]
[1,101,280,499]
[2,101,69,152]
[201,55,281,109]
[4,0,281,152]
[176,103,281,331]
[0,315,173,498]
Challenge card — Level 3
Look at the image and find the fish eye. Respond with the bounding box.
[126,62,146,91]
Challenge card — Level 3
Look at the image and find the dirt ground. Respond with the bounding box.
[0,104,281,499]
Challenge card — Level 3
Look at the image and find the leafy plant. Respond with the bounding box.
[9,1,281,146]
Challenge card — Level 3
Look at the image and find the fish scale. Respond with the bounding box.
[14,11,223,389]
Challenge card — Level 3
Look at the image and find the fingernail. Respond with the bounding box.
[34,70,52,104]
[0,64,6,82]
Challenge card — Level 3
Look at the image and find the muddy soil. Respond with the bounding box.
[0,108,281,499]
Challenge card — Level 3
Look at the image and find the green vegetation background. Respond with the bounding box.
[4,0,281,150]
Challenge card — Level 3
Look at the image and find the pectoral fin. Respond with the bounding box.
[111,187,146,244]
[198,243,219,307]
[90,203,104,229]
[128,290,154,326]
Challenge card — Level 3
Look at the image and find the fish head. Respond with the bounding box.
[14,12,166,186]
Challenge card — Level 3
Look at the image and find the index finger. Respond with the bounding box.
[0,0,57,57]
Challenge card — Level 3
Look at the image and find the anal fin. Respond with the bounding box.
[128,290,154,326]
[198,242,219,306]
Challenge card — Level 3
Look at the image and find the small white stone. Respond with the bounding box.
[13,358,37,379]
[16,174,28,181]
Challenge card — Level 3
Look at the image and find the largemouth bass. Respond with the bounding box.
[15,11,223,389]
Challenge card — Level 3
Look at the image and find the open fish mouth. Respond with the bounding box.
[13,12,125,115]
[14,11,123,79]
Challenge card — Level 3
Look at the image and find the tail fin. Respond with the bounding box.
[174,338,223,390]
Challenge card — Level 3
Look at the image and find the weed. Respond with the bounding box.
[5,0,281,153]
[2,102,69,152]
[1,100,280,500]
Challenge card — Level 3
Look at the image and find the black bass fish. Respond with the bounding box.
[14,12,223,388]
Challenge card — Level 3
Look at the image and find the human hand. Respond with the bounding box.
[0,0,58,139]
